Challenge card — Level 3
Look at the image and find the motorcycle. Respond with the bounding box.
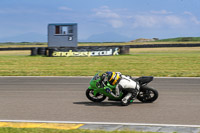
[86,72,158,105]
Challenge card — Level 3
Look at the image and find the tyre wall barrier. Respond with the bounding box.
[31,48,38,56]
[37,47,47,56]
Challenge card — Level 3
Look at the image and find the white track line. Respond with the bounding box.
[0,120,200,128]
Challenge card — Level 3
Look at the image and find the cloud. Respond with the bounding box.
[165,15,182,25]
[150,10,173,14]
[108,20,123,28]
[94,6,120,19]
[92,7,185,29]
[132,15,159,28]
[184,11,200,25]
[58,6,72,11]
[132,13,183,28]
[93,6,123,28]
[92,7,191,30]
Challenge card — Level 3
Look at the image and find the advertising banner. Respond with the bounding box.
[49,47,120,57]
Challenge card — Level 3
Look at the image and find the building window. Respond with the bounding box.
[55,26,60,34]
[55,25,73,35]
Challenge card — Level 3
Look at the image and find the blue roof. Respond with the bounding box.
[48,23,77,26]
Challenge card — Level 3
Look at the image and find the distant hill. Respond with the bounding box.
[155,37,200,42]
[129,37,200,43]
[130,38,158,42]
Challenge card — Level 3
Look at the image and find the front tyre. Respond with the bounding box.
[137,86,158,103]
[86,89,106,102]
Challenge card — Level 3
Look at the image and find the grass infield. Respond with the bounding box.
[0,127,159,133]
[0,47,200,77]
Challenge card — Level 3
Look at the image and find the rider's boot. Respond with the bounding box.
[121,93,132,106]
[130,89,139,101]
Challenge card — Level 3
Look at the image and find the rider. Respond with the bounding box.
[101,71,140,106]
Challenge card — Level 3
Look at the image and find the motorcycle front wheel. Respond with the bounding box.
[137,86,158,103]
[86,89,106,102]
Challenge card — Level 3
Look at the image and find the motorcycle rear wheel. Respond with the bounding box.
[86,89,106,102]
[137,86,158,103]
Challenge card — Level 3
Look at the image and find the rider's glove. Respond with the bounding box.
[106,88,111,93]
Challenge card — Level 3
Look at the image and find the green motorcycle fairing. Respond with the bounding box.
[88,73,123,100]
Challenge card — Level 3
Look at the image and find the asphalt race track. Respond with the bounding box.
[0,77,199,126]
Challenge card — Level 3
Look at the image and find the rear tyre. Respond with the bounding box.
[137,86,158,103]
[86,89,106,102]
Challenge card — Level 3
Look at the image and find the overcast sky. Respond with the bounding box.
[0,0,200,42]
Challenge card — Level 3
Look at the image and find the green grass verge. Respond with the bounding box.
[0,47,200,77]
[0,127,159,133]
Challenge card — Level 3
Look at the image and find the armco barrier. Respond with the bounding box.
[128,43,200,48]
[0,47,32,50]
